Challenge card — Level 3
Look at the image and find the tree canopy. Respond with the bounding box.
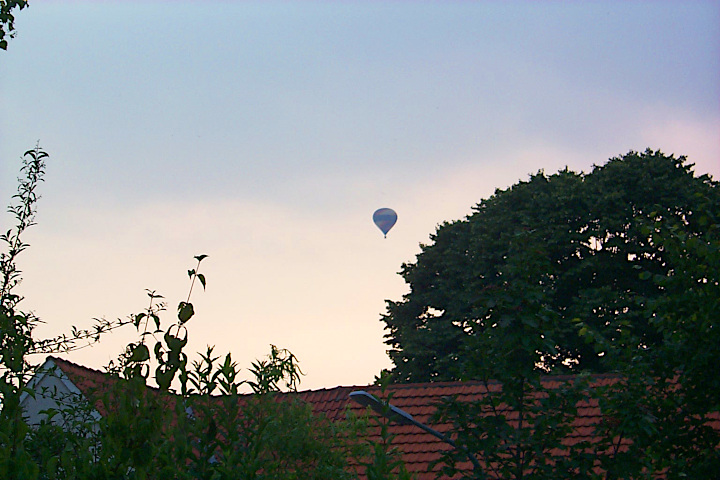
[382,149,719,383]
[0,0,28,50]
[382,149,720,478]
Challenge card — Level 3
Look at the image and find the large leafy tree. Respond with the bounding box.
[585,187,720,478]
[381,149,719,478]
[382,149,719,383]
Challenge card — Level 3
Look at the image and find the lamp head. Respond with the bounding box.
[349,390,415,426]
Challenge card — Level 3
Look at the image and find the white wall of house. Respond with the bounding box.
[20,357,100,427]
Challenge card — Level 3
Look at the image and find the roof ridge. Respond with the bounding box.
[378,373,624,390]
[44,356,625,397]
[296,384,364,394]
[47,355,109,376]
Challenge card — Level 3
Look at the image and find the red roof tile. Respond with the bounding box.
[45,357,719,480]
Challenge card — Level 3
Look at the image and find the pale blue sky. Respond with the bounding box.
[2,1,719,390]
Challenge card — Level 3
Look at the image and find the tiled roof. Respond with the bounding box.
[46,357,719,480]
[48,356,118,416]
[294,378,623,479]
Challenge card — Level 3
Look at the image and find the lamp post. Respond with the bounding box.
[349,390,483,474]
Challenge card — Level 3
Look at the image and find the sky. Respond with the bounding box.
[2,1,719,391]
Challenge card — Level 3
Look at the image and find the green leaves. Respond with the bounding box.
[247,345,304,394]
[0,146,48,480]
[382,149,720,479]
[163,329,188,353]
[0,1,29,51]
[177,301,194,324]
[383,150,719,382]
[128,343,150,363]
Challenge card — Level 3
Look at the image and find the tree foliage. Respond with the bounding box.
[584,187,720,478]
[1,146,48,480]
[382,149,719,478]
[382,149,719,383]
[0,0,28,50]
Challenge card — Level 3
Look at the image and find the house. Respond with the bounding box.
[21,356,104,429]
[21,356,720,479]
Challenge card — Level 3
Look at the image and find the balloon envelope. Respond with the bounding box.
[373,208,397,237]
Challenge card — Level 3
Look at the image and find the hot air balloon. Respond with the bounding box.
[373,208,397,238]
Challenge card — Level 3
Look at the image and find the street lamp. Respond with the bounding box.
[348,390,483,473]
